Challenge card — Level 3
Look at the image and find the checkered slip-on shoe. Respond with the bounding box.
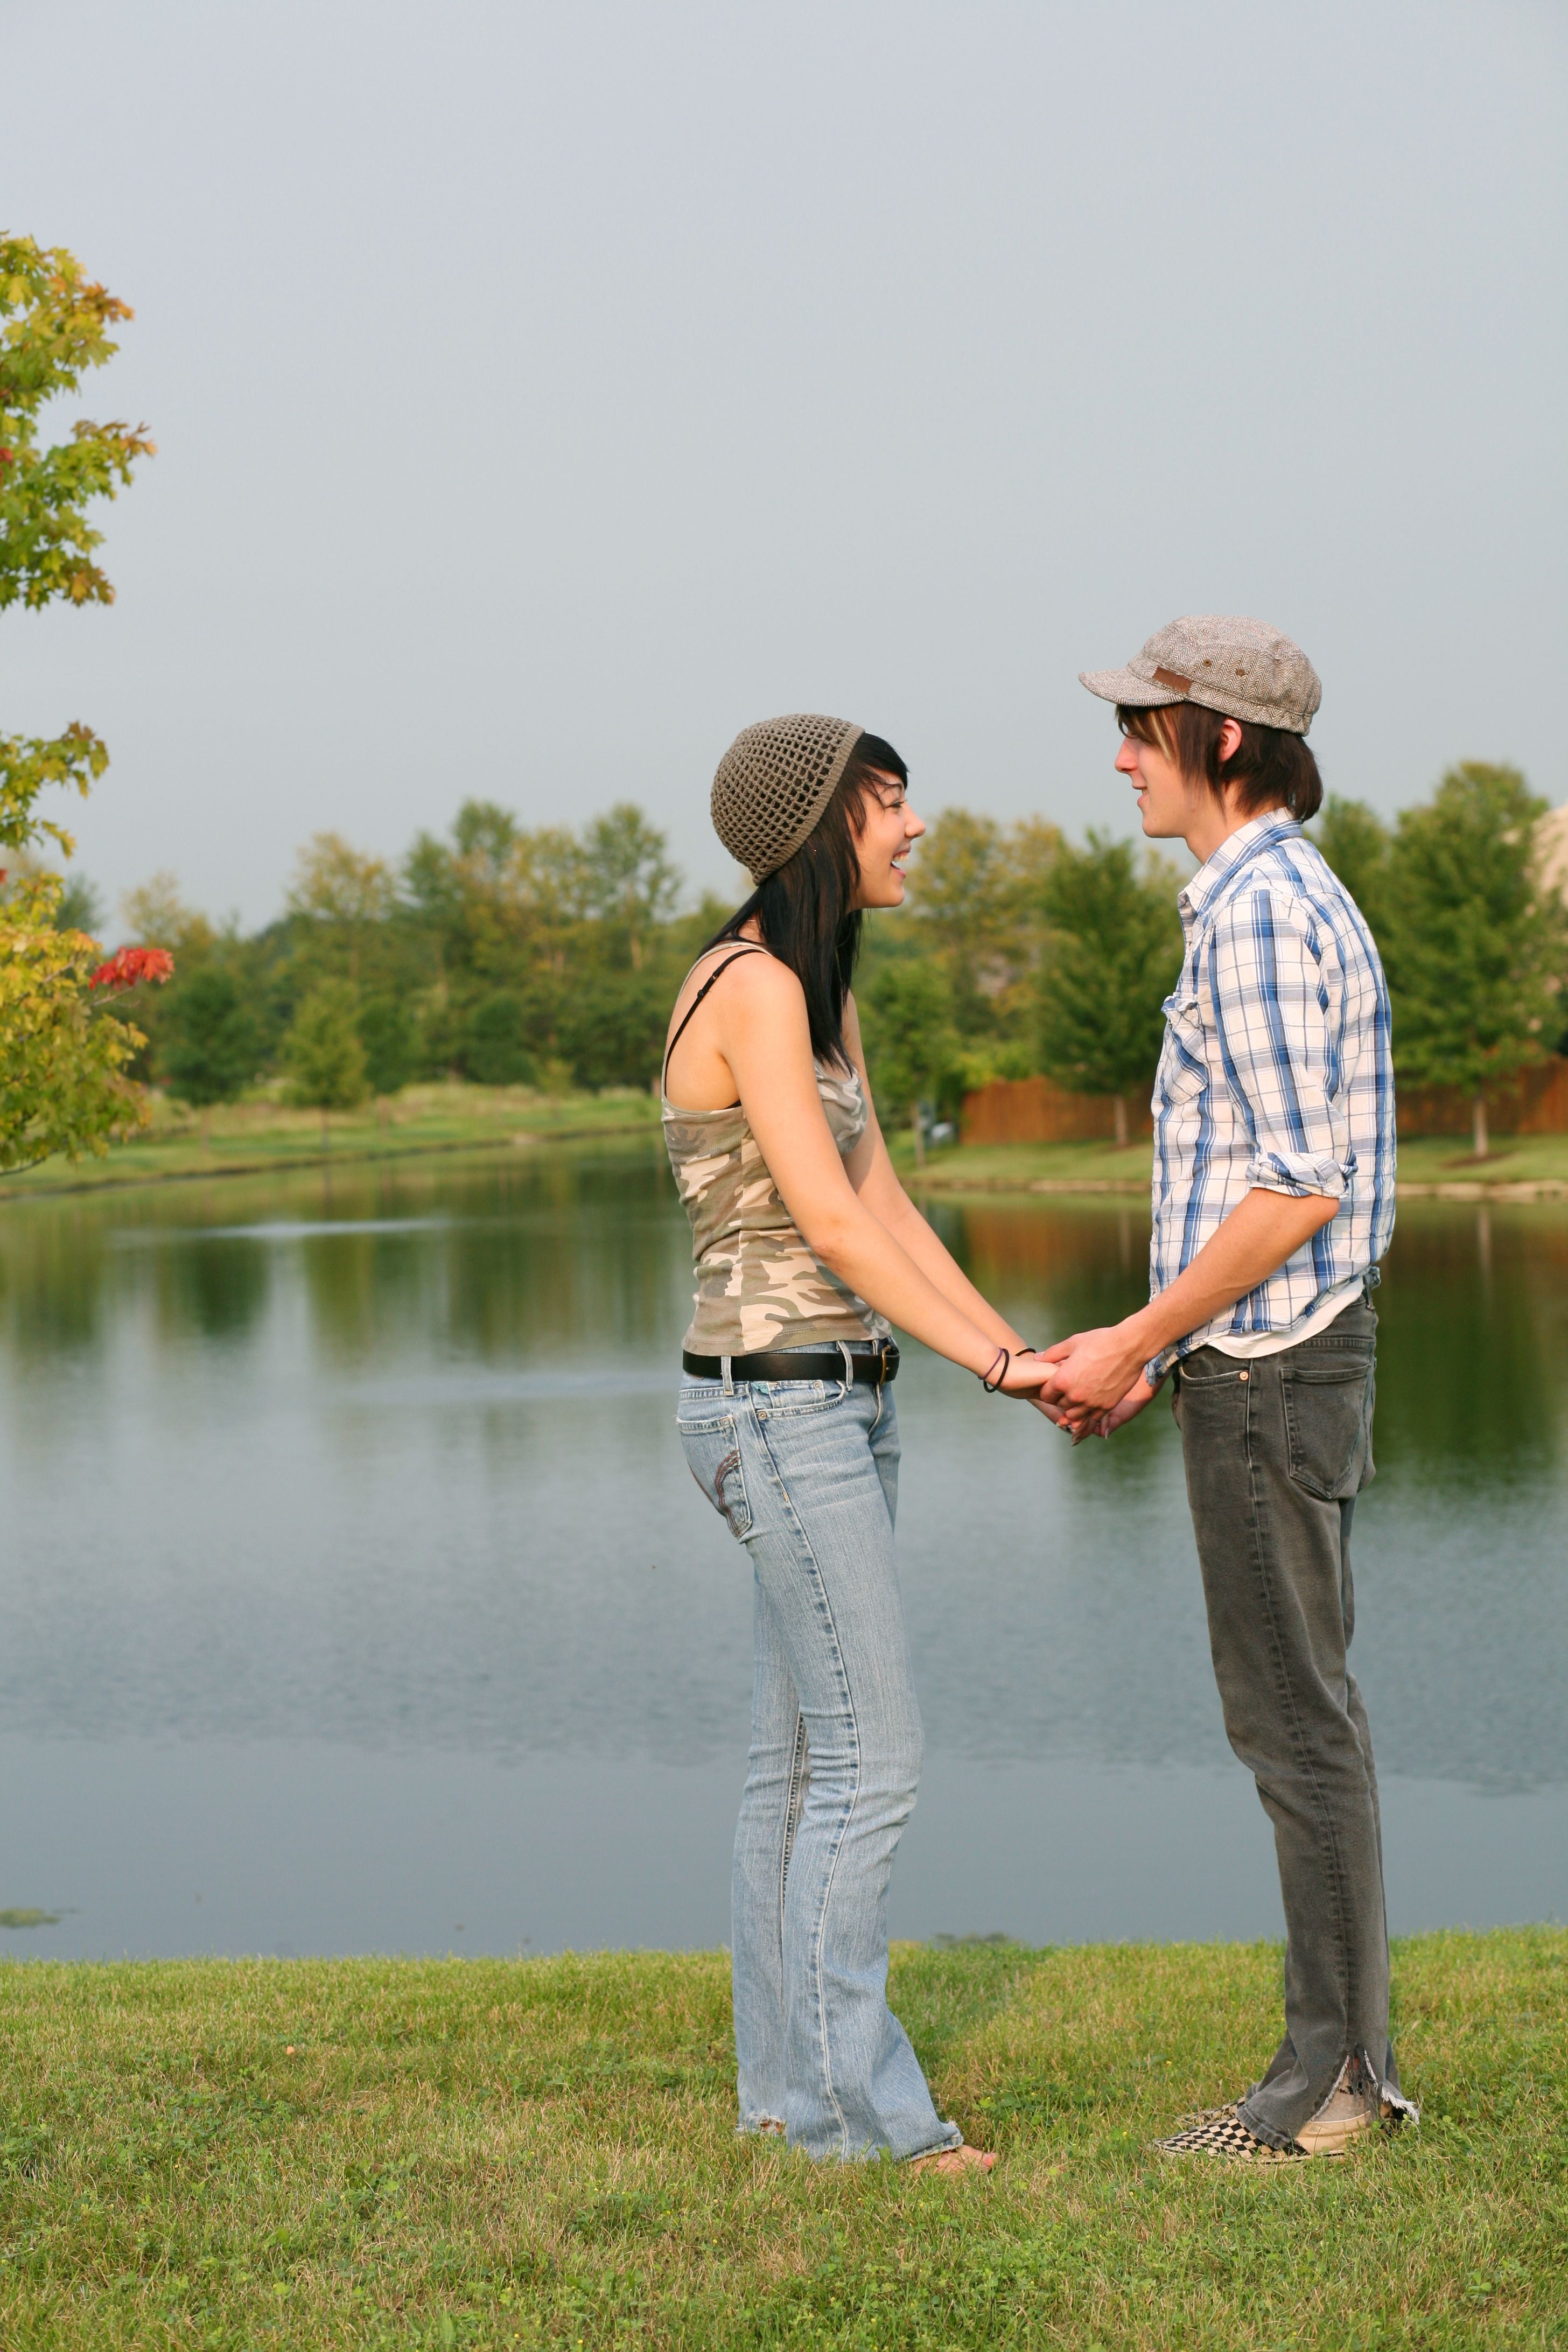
[1154,2104,1308,2164]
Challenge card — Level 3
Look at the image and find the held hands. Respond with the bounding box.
[1035,1322,1165,1441]
[973,1336,1161,1434]
[1019,1183,1336,1439]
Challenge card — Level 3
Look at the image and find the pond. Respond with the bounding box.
[1,1140,1564,1958]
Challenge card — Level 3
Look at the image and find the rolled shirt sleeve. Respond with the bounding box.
[1208,888,1350,1203]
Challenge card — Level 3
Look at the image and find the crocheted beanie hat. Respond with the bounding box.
[711,713,865,883]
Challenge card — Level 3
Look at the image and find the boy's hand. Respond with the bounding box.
[1039,1321,1152,1432]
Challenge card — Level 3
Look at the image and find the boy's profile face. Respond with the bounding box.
[1114,710,1247,843]
[1115,723,1193,839]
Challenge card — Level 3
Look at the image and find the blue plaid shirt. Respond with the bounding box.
[1146,812,1396,1382]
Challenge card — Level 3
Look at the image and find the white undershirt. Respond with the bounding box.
[1205,1283,1361,1361]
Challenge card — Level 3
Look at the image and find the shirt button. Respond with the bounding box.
[1238,1371,1250,1382]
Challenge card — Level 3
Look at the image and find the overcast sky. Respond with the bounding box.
[6,0,1566,931]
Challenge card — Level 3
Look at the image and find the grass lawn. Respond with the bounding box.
[898,1134,1568,1199]
[11,1098,1568,1208]
[1,1085,663,1200]
[900,1139,1157,1194]
[1,1931,1563,2348]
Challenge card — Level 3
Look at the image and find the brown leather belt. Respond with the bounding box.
[681,1342,900,1386]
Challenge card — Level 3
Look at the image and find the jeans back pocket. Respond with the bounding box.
[677,1410,753,1539]
[1282,1356,1374,1500]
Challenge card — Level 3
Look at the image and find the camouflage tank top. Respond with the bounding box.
[662,951,891,1356]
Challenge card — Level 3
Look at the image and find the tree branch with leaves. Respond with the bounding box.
[0,235,162,1174]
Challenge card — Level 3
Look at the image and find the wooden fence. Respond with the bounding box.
[1392,1056,1568,1138]
[961,1056,1568,1146]
[961,1077,1152,1147]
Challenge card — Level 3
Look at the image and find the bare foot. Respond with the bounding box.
[908,2143,996,2176]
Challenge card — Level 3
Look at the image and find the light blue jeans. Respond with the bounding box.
[677,1345,961,2163]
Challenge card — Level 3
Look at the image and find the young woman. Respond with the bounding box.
[663,713,1054,2170]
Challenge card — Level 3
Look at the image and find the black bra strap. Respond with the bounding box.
[661,948,768,1093]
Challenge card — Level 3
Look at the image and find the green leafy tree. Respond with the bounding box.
[0,885,167,1171]
[53,869,104,933]
[451,799,521,878]
[1,851,104,935]
[103,872,222,1079]
[403,828,467,966]
[286,833,398,985]
[418,801,524,982]
[463,991,536,1087]
[403,803,585,998]
[579,804,680,971]
[1038,833,1182,1146]
[1,236,157,1173]
[905,809,1061,1042]
[284,982,369,1143]
[161,969,261,1132]
[405,985,461,1080]
[1381,763,1566,1157]
[0,238,152,622]
[475,816,576,979]
[121,871,215,960]
[559,970,668,1091]
[859,961,965,1165]
[358,995,417,1096]
[1313,797,1394,939]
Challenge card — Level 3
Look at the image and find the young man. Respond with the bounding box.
[1042,615,1417,2161]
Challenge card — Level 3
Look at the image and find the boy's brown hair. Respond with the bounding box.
[1118,701,1324,824]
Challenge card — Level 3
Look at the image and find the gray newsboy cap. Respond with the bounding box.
[1080,615,1322,736]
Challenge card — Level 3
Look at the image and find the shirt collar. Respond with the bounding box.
[1178,811,1301,921]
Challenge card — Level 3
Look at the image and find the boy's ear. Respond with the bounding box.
[1217,718,1244,764]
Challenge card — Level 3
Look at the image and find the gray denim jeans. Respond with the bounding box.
[1173,1296,1405,2146]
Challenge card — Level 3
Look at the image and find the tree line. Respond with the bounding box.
[5,238,1563,1174]
[89,760,1566,1163]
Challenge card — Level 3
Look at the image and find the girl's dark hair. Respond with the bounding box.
[704,732,907,1072]
[1118,701,1323,823]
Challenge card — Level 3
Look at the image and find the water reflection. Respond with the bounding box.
[1370,1203,1568,1481]
[0,1146,1564,1952]
[153,1233,273,1344]
[927,1192,1568,1483]
[0,1198,113,1359]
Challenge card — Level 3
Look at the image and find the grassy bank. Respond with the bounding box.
[0,1084,663,1200]
[900,1133,1568,1199]
[0,1931,1562,2348]
[10,1098,1568,1209]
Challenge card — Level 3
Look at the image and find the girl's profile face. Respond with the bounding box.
[851,773,925,910]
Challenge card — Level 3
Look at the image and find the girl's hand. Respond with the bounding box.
[1039,1366,1163,1441]
[1030,1389,1073,1429]
[1093,1373,1163,1437]
[993,1350,1057,1398]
